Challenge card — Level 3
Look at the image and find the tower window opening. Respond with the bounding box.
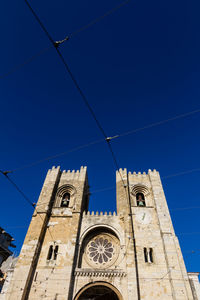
[47,245,53,260]
[144,247,148,263]
[61,193,70,207]
[54,245,59,260]
[136,193,146,207]
[149,248,153,263]
[144,247,153,263]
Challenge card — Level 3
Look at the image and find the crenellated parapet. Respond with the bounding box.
[43,166,88,187]
[59,166,87,182]
[46,165,88,182]
[116,168,160,183]
[83,211,117,217]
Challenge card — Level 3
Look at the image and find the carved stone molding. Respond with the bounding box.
[74,268,127,277]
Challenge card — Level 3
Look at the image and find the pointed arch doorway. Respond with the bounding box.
[74,282,123,300]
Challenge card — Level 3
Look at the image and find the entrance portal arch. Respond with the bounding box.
[74,282,123,300]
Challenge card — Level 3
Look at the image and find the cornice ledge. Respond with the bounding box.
[74,268,127,277]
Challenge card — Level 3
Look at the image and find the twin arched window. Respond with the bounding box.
[47,245,59,261]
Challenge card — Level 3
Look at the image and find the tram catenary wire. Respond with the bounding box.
[0,0,130,80]
[5,107,200,173]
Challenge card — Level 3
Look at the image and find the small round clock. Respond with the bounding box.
[135,211,152,224]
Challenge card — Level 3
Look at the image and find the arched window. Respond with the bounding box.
[136,193,146,207]
[47,245,59,261]
[61,193,70,207]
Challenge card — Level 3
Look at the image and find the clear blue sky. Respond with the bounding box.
[0,0,200,274]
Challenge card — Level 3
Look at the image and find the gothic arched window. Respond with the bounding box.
[136,193,146,207]
[47,245,59,261]
[61,193,70,207]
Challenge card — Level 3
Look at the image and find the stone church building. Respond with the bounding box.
[1,166,200,299]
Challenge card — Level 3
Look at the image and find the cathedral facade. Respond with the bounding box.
[2,166,200,299]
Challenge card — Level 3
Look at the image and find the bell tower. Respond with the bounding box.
[4,166,197,300]
[116,168,194,300]
[6,166,89,300]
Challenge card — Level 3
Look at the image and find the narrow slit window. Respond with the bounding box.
[47,245,53,260]
[54,245,59,260]
[144,248,148,263]
[144,247,154,263]
[61,193,70,207]
[149,248,153,263]
[136,193,146,207]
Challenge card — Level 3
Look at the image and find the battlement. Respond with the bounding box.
[83,211,117,217]
[47,166,87,181]
[61,166,87,181]
[116,168,159,181]
[48,166,87,173]
[62,166,87,174]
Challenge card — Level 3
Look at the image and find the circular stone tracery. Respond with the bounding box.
[89,237,114,264]
[85,233,119,268]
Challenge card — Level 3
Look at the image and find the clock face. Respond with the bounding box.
[135,211,151,224]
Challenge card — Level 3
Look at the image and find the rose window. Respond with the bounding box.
[88,237,114,263]
[85,233,119,268]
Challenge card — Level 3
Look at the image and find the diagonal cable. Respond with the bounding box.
[66,0,130,40]
[0,170,35,207]
[0,171,55,241]
[0,46,52,80]
[24,0,125,183]
[112,108,200,140]
[24,0,107,138]
[54,47,108,138]
[106,140,127,186]
[4,107,200,173]
[0,0,130,80]
[11,138,104,172]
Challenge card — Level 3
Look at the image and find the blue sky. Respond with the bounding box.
[0,0,200,274]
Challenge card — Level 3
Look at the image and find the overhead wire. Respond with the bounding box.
[24,0,110,140]
[52,45,108,138]
[55,0,131,43]
[112,108,200,140]
[11,138,104,172]
[170,206,200,211]
[22,0,132,190]
[0,171,55,241]
[0,46,52,80]
[0,0,130,80]
[22,4,142,296]
[162,168,200,179]
[0,0,132,255]
[1,1,198,207]
[4,107,199,174]
[0,2,198,296]
[0,170,34,208]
